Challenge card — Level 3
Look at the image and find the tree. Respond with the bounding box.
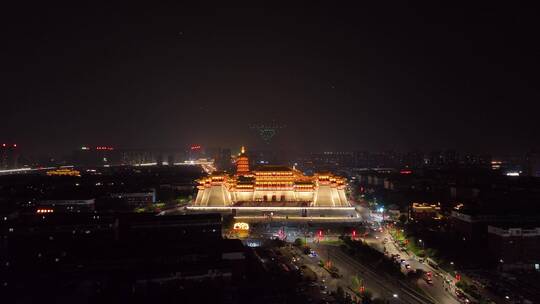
[398,214,408,226]
[270,238,286,248]
[222,214,235,230]
[362,291,373,304]
[351,275,361,290]
[425,248,438,258]
[336,286,345,302]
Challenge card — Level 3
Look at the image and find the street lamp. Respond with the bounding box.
[393,294,398,298]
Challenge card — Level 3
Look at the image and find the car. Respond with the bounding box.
[400,259,406,264]
[405,264,411,269]
[418,258,425,263]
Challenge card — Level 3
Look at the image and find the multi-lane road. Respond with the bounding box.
[372,229,459,304]
[312,243,438,304]
[250,220,459,303]
[260,209,462,303]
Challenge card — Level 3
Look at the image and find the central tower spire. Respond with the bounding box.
[236,146,250,174]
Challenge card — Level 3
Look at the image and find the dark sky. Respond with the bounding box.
[2,2,539,155]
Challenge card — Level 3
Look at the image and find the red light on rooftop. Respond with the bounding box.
[13,144,17,147]
[2,144,5,147]
[191,145,201,150]
[400,170,412,174]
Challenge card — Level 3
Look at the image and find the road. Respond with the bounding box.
[312,243,435,304]
[360,216,460,304]
[378,230,459,304]
[243,209,458,303]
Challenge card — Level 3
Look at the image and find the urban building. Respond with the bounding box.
[36,198,95,213]
[526,150,540,177]
[72,146,119,167]
[450,210,540,242]
[194,147,349,207]
[110,189,156,208]
[207,147,233,172]
[0,143,19,170]
[0,212,249,301]
[488,225,540,271]
[409,203,442,221]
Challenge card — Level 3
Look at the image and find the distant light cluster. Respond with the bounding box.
[36,208,54,214]
[249,122,286,144]
[81,146,114,151]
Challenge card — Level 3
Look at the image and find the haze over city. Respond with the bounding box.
[2,3,539,155]
[2,3,540,304]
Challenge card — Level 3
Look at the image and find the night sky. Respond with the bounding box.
[2,3,539,155]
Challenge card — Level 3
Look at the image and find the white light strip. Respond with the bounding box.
[135,162,157,166]
[0,165,76,174]
[186,206,355,211]
[0,168,33,173]
[234,215,360,221]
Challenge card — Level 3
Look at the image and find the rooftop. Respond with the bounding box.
[254,165,293,172]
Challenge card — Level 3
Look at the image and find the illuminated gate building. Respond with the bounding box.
[194,147,349,207]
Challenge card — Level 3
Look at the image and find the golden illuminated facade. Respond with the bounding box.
[236,146,250,174]
[46,168,81,177]
[194,147,349,207]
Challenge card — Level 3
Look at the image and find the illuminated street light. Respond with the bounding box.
[393,294,398,298]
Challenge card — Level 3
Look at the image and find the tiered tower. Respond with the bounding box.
[236,146,250,175]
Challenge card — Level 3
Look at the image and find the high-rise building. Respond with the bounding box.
[206,147,232,172]
[72,146,119,167]
[526,150,540,177]
[188,144,203,160]
[0,143,19,170]
[217,148,232,172]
